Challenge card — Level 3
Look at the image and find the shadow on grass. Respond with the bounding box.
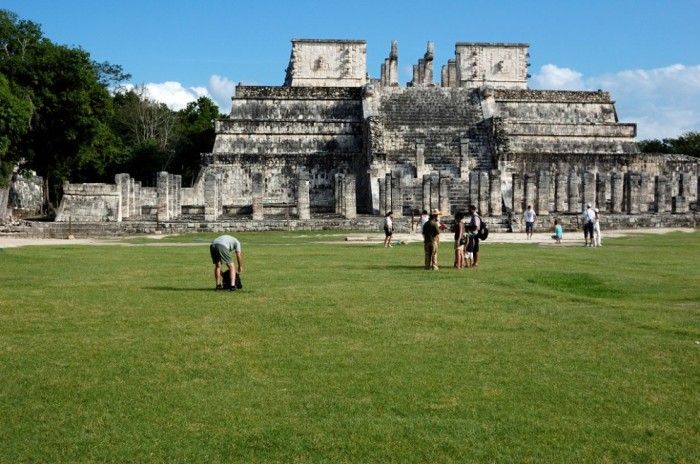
[142,286,218,292]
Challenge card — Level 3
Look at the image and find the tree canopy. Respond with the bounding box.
[638,131,700,158]
[0,9,223,212]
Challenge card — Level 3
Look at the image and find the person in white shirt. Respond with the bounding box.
[523,204,536,239]
[592,208,602,247]
[383,211,394,248]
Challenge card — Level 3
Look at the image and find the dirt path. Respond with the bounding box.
[0,228,695,249]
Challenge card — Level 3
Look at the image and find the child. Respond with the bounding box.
[464,228,477,267]
[552,219,563,244]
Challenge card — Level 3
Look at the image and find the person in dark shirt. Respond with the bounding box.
[422,209,441,270]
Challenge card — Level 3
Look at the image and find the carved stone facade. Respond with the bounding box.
[54,39,698,227]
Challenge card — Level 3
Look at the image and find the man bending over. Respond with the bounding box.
[210,234,243,291]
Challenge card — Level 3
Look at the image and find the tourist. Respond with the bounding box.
[552,219,563,244]
[383,211,394,247]
[593,208,602,247]
[466,204,481,267]
[422,209,441,270]
[210,234,243,292]
[524,204,536,239]
[417,209,429,233]
[453,211,466,269]
[583,203,596,247]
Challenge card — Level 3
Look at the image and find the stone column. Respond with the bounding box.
[298,171,311,220]
[568,170,580,213]
[596,173,607,212]
[251,172,264,220]
[512,173,524,214]
[378,176,386,216]
[489,170,502,216]
[422,174,431,213]
[390,170,402,217]
[133,181,141,218]
[555,171,567,212]
[115,173,131,219]
[611,172,623,213]
[459,137,471,179]
[655,175,669,213]
[203,171,219,221]
[582,171,596,209]
[430,172,440,211]
[173,175,182,219]
[537,171,550,216]
[524,173,536,209]
[344,174,357,219]
[157,171,171,221]
[439,175,450,216]
[469,171,480,208]
[639,172,651,213]
[128,178,136,217]
[0,187,9,221]
[625,172,641,214]
[673,196,688,213]
[478,171,489,216]
[335,173,345,215]
[415,141,426,178]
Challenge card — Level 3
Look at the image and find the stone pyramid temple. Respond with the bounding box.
[56,39,698,231]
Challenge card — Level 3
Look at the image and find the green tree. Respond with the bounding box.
[169,96,222,185]
[638,131,700,158]
[0,9,127,211]
[0,74,32,184]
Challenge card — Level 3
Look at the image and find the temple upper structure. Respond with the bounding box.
[284,39,367,87]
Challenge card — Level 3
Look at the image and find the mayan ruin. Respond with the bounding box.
[34,39,699,233]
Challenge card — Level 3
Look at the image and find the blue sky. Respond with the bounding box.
[5,0,700,139]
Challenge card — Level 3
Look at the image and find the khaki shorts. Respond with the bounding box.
[210,243,232,264]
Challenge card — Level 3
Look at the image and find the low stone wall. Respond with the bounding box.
[6,213,696,239]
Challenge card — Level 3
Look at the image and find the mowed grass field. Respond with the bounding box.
[0,231,698,463]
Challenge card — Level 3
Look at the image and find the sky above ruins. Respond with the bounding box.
[5,0,699,140]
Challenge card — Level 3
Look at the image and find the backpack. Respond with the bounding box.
[477,218,489,240]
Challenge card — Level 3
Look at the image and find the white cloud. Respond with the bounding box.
[121,81,208,111]
[120,76,243,114]
[531,63,700,139]
[532,64,584,90]
[207,75,237,114]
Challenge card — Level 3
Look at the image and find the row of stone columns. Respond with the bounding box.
[334,173,357,219]
[156,172,182,221]
[114,173,142,219]
[510,170,696,215]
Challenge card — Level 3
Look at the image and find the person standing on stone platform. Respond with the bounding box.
[524,204,536,239]
[210,234,243,291]
[383,211,394,247]
[422,209,441,270]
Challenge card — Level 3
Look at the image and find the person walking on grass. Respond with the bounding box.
[453,211,466,269]
[383,211,394,247]
[423,209,441,270]
[210,234,243,291]
[552,219,563,244]
[524,204,536,239]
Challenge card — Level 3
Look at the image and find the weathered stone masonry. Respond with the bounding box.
[53,39,699,230]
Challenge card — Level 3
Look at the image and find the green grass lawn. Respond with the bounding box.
[1,231,698,463]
